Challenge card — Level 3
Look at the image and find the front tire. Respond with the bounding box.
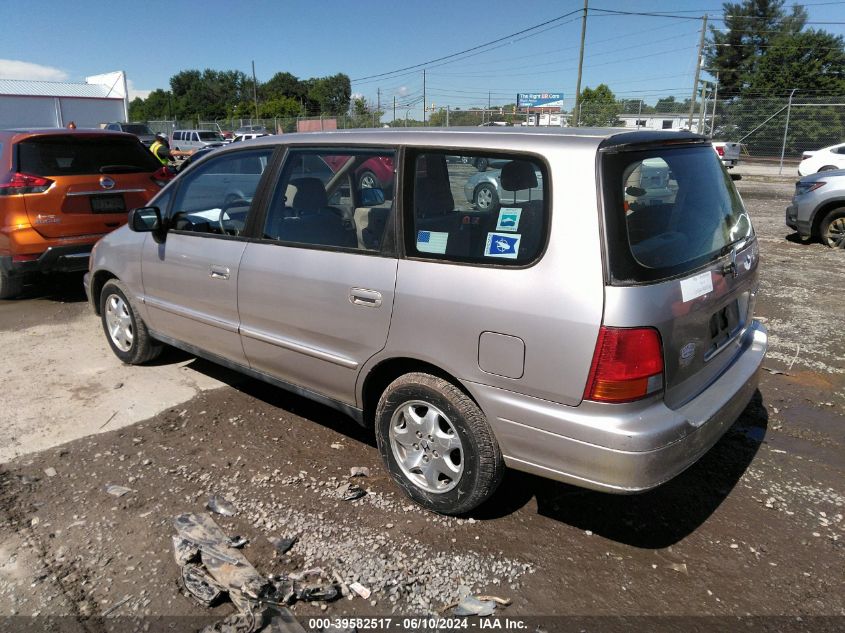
[819,208,845,248]
[100,279,162,364]
[375,372,504,515]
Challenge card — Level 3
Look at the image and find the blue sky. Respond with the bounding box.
[3,0,844,117]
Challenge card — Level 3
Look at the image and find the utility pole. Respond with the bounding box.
[779,88,798,175]
[688,14,707,130]
[422,69,427,125]
[393,96,396,126]
[377,88,381,125]
[251,60,259,122]
[710,70,719,136]
[698,82,707,133]
[572,0,589,127]
[446,106,450,127]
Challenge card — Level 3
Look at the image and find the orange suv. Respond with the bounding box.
[0,129,170,298]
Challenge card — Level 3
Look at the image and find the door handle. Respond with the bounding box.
[349,288,382,307]
[209,265,230,280]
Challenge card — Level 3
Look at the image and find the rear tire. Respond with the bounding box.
[100,279,162,364]
[819,208,845,248]
[818,165,839,172]
[0,271,24,300]
[375,372,504,515]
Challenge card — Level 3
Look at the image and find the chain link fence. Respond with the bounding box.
[148,96,844,163]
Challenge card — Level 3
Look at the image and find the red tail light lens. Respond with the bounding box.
[151,166,174,188]
[584,327,664,403]
[0,172,53,195]
[715,146,725,157]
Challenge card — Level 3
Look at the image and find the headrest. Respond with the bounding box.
[290,177,327,210]
[500,160,538,191]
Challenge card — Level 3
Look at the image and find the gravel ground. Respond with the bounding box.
[0,164,842,631]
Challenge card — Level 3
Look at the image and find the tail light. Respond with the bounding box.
[151,166,174,188]
[12,253,38,263]
[584,327,664,403]
[0,173,53,195]
[715,146,725,157]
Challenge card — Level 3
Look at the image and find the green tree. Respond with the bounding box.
[751,29,845,95]
[578,84,620,126]
[654,96,691,113]
[306,74,351,116]
[705,0,807,96]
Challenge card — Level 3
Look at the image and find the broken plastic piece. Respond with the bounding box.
[349,467,370,477]
[268,536,298,555]
[453,595,497,617]
[181,563,223,605]
[297,585,339,602]
[206,494,237,516]
[105,484,133,497]
[349,581,371,599]
[341,484,366,501]
[226,535,248,549]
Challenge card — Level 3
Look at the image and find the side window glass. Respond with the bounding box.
[263,148,395,252]
[407,152,547,265]
[170,148,273,236]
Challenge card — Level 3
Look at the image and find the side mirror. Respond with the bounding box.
[360,187,385,206]
[730,173,742,181]
[129,206,167,243]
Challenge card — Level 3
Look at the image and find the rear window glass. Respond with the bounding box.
[406,152,547,265]
[18,136,160,176]
[198,131,223,142]
[122,124,153,135]
[603,145,752,282]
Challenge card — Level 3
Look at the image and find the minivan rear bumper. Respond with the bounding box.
[470,320,767,493]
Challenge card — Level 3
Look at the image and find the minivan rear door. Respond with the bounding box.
[601,143,760,409]
[18,134,161,238]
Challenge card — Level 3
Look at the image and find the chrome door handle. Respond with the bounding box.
[349,288,382,307]
[209,265,230,280]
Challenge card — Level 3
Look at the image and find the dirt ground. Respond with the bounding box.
[0,165,842,632]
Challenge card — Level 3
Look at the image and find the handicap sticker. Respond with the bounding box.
[484,232,521,259]
[417,230,449,254]
[496,207,521,232]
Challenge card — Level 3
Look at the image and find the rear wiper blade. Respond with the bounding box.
[99,164,140,174]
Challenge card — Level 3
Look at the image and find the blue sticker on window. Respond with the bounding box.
[484,232,521,259]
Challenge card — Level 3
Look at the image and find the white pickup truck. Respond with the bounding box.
[712,141,742,169]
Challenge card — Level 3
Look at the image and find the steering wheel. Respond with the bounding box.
[218,198,250,236]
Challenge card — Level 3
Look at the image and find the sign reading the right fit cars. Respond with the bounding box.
[517,92,565,109]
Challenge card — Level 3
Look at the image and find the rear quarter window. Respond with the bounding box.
[405,151,548,265]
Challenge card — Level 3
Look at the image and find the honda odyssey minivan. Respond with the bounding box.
[85,128,767,514]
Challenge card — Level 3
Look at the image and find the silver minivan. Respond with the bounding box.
[84,128,767,514]
[171,129,225,153]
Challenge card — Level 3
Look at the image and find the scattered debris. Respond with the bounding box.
[762,366,789,376]
[444,594,511,617]
[18,474,39,485]
[43,467,57,478]
[349,467,370,477]
[336,483,366,501]
[349,581,371,599]
[330,442,344,450]
[206,494,237,516]
[105,484,133,497]
[181,564,223,605]
[227,535,249,549]
[268,536,298,555]
[102,594,132,616]
[667,563,688,574]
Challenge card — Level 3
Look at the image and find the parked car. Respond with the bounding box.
[235,125,269,135]
[0,129,169,298]
[797,142,845,176]
[171,130,226,154]
[712,141,741,169]
[231,133,270,143]
[463,165,543,212]
[85,128,766,514]
[105,122,157,147]
[786,168,845,247]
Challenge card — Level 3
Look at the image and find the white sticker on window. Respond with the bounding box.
[484,232,521,259]
[680,271,713,302]
[417,230,449,254]
[496,207,521,232]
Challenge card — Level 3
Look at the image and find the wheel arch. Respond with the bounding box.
[360,356,481,428]
[810,200,845,239]
[90,269,119,315]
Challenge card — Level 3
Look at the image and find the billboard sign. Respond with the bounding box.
[517,92,564,109]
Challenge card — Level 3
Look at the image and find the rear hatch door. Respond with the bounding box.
[18,134,161,238]
[602,142,759,409]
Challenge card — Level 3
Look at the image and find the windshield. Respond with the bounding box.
[198,132,223,141]
[123,124,153,135]
[603,144,752,283]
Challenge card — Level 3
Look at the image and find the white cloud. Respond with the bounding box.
[397,86,409,97]
[127,79,152,101]
[0,59,68,81]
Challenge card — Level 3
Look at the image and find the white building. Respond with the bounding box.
[618,113,688,131]
[0,71,129,129]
